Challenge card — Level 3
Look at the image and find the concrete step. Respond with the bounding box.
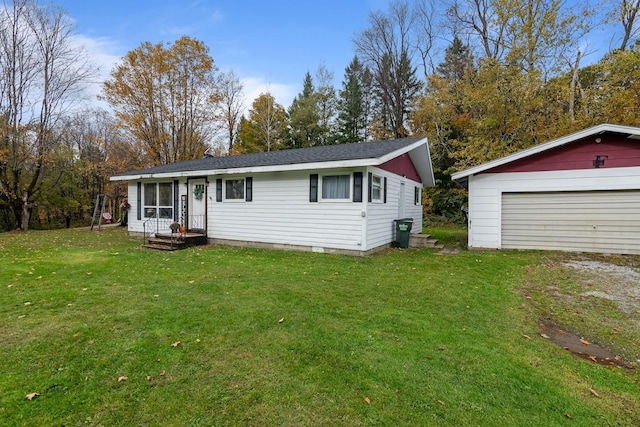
[409,234,440,248]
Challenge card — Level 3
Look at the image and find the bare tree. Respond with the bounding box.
[215,69,244,151]
[447,0,508,61]
[0,0,95,230]
[354,0,423,138]
[315,64,337,145]
[611,0,640,50]
[414,0,440,79]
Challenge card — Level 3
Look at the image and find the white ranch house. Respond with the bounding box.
[452,124,640,255]
[110,138,435,255]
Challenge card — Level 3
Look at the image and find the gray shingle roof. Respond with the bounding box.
[112,138,424,177]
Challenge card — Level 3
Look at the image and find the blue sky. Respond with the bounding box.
[56,0,616,112]
[57,0,393,109]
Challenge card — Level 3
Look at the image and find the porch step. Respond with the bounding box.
[409,234,440,249]
[143,232,207,251]
[142,243,182,251]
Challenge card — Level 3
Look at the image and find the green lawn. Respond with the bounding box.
[1,227,638,426]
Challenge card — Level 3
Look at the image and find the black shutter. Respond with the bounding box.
[173,180,179,221]
[137,182,142,220]
[353,172,363,202]
[383,177,387,204]
[216,179,222,202]
[309,174,318,202]
[245,177,253,201]
[367,172,373,203]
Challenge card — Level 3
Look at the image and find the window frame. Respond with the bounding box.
[143,182,173,219]
[320,174,351,201]
[371,174,383,203]
[224,178,245,201]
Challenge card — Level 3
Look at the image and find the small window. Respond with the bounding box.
[225,179,245,200]
[414,187,421,205]
[371,175,383,202]
[322,175,350,199]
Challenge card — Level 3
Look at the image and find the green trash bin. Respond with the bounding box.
[394,218,413,248]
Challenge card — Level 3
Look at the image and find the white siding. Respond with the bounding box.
[126,167,422,253]
[502,191,640,254]
[467,166,640,252]
[366,167,422,249]
[126,179,188,234]
[208,169,366,252]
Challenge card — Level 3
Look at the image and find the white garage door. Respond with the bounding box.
[501,191,640,254]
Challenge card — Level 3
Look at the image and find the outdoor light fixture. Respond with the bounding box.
[593,155,608,168]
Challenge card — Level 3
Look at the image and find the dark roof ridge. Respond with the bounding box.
[112,137,424,177]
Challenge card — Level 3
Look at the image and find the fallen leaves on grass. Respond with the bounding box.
[25,392,39,400]
[117,376,128,382]
[438,400,445,406]
[278,317,284,323]
[522,334,531,339]
[589,388,600,398]
[364,396,371,404]
[580,339,590,346]
[171,341,181,347]
[540,333,550,339]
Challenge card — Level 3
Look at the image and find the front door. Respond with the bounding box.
[188,179,207,231]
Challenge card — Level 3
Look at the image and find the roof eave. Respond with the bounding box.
[373,137,434,186]
[110,158,382,181]
[451,123,640,181]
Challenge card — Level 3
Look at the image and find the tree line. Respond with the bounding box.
[1,0,639,230]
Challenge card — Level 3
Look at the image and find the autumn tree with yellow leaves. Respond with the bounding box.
[102,36,221,167]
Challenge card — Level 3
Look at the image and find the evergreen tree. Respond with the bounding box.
[336,56,371,143]
[288,72,321,147]
[370,50,422,139]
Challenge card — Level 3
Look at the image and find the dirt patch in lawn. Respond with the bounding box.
[539,320,634,369]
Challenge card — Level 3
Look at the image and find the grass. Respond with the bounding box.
[1,227,639,426]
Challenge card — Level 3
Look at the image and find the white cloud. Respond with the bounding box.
[68,32,300,116]
[240,76,297,112]
[69,33,123,109]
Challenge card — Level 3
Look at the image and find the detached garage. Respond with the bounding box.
[451,124,640,255]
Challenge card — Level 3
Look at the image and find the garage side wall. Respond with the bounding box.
[468,166,640,250]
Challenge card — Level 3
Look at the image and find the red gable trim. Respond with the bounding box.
[379,153,421,182]
[485,135,640,173]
